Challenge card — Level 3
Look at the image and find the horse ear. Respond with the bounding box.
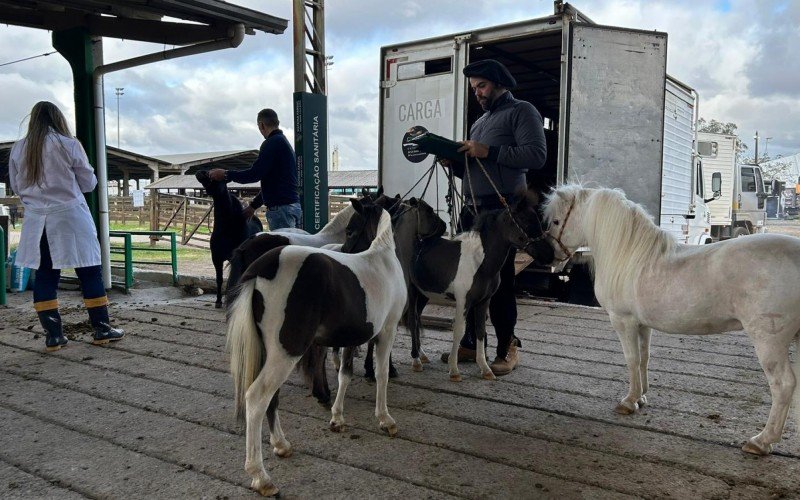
[350,198,364,213]
[361,188,369,198]
[377,185,384,197]
[408,197,418,206]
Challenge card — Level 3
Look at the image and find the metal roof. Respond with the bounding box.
[153,150,259,173]
[0,141,179,186]
[146,170,379,191]
[0,1,288,43]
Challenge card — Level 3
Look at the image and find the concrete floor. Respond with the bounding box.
[1,287,799,499]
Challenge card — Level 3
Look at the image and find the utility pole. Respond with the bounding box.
[293,0,328,233]
[753,131,759,165]
[114,87,124,148]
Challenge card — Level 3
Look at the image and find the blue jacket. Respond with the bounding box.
[227,129,299,208]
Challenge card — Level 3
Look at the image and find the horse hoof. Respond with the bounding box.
[614,402,637,415]
[254,482,279,497]
[330,421,344,433]
[742,439,772,456]
[411,361,424,372]
[419,354,430,364]
[214,302,222,309]
[637,395,648,407]
[273,446,292,458]
[482,371,496,381]
[380,423,398,437]
[389,367,399,379]
[449,373,462,382]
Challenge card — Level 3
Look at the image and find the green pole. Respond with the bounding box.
[52,28,100,228]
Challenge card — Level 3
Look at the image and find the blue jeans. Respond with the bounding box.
[265,202,302,230]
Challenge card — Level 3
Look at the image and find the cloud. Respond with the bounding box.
[1,0,798,166]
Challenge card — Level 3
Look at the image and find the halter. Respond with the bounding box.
[548,196,576,262]
[470,156,548,253]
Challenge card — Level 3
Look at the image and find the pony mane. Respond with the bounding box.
[369,209,395,251]
[576,186,676,300]
[319,204,355,235]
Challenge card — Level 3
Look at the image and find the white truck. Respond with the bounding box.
[660,78,712,245]
[377,2,710,295]
[697,132,767,239]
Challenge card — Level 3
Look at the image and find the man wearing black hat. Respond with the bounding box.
[441,58,547,375]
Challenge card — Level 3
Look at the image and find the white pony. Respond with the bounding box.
[543,184,800,455]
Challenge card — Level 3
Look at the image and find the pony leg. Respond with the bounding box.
[244,354,297,497]
[330,347,354,432]
[448,300,467,382]
[742,332,796,455]
[266,389,292,457]
[416,293,430,364]
[213,257,224,308]
[374,325,398,436]
[610,314,644,414]
[637,326,652,407]
[409,289,428,371]
[364,341,376,381]
[473,299,495,380]
[332,347,341,371]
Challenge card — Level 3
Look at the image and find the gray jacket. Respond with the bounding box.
[454,91,546,201]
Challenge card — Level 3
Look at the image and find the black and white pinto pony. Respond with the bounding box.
[195,170,263,308]
[543,184,800,455]
[225,203,355,291]
[366,190,554,381]
[226,199,406,496]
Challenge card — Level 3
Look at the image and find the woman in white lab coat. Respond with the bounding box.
[9,101,124,351]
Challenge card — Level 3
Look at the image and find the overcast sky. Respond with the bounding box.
[1,0,798,169]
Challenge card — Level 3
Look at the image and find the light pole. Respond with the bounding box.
[114,87,124,148]
[765,137,773,158]
[753,131,759,165]
[324,55,334,95]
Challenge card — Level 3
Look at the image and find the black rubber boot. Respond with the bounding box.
[38,310,68,352]
[87,305,125,345]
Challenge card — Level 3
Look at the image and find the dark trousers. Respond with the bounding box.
[33,231,107,317]
[458,204,518,359]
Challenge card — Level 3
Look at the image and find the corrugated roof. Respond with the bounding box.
[146,170,379,191]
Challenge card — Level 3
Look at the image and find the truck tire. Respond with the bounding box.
[733,226,750,238]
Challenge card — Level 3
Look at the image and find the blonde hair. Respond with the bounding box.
[21,101,73,187]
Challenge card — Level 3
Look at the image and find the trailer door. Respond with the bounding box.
[379,40,467,225]
[567,24,667,219]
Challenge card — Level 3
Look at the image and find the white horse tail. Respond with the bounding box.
[794,335,800,429]
[226,278,266,423]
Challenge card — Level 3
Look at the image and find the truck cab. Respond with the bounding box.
[698,131,767,239]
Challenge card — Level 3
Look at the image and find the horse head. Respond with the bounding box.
[542,185,590,261]
[498,189,555,264]
[195,170,227,200]
[340,198,384,253]
[406,197,446,240]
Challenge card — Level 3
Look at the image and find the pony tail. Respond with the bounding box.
[793,335,800,430]
[226,279,265,423]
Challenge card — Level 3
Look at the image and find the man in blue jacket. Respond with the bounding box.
[210,109,301,230]
[441,59,547,375]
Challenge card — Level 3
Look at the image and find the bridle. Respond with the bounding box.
[547,197,576,262]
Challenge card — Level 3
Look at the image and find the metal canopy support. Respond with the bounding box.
[293,0,329,233]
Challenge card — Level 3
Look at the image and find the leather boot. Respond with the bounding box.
[490,339,520,376]
[38,309,68,352]
[440,346,478,363]
[86,303,125,345]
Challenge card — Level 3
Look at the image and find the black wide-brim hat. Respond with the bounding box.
[463,59,516,89]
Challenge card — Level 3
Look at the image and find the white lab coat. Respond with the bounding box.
[9,131,101,270]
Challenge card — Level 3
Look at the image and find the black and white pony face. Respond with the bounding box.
[406,197,447,240]
[340,198,384,254]
[500,192,555,264]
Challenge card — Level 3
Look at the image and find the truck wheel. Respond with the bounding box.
[732,227,750,238]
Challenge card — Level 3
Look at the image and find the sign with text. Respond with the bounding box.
[131,190,145,208]
[293,92,329,233]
